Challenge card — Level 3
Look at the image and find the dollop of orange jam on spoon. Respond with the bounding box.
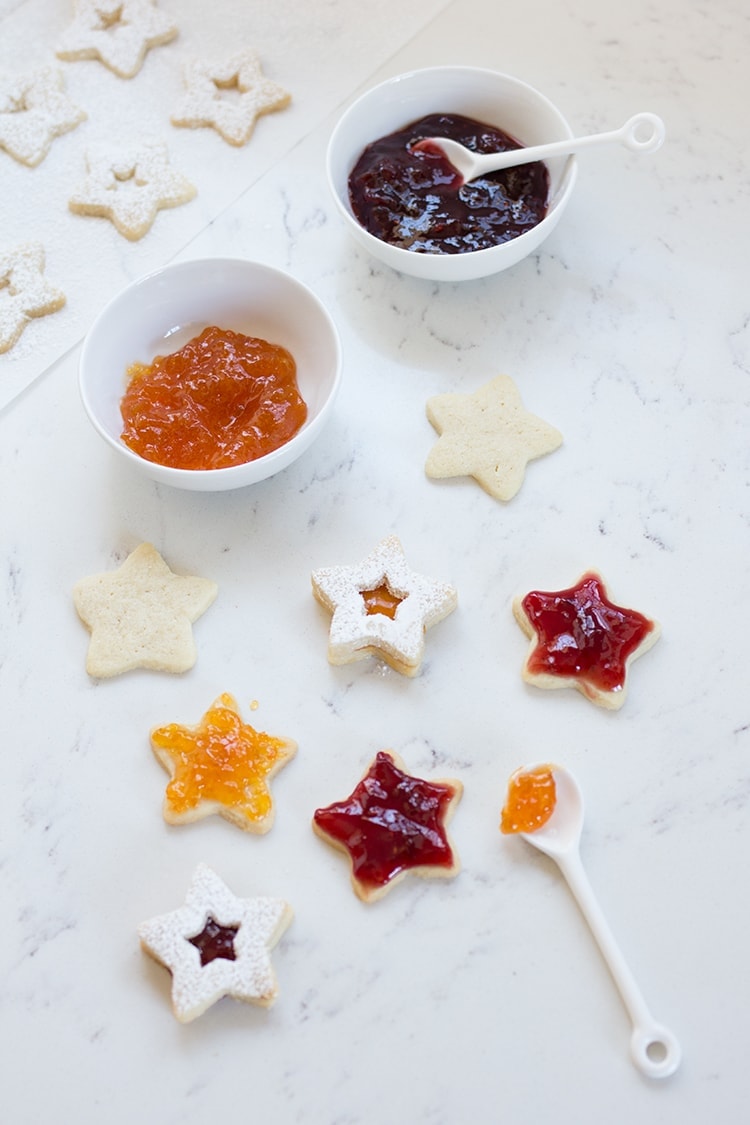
[120,325,307,470]
[500,766,556,834]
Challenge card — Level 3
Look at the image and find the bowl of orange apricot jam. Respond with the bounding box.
[79,257,342,491]
[326,66,577,282]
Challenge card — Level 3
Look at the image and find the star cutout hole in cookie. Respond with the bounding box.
[171,49,291,146]
[56,0,178,79]
[311,534,457,676]
[150,692,297,833]
[72,542,217,677]
[0,67,85,166]
[0,242,66,354]
[138,863,292,1022]
[313,750,463,902]
[425,374,562,501]
[513,570,660,709]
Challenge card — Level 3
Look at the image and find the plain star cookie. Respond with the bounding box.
[425,374,562,501]
[171,48,291,146]
[513,570,660,709]
[56,0,178,79]
[0,243,66,355]
[138,864,292,1022]
[311,534,457,676]
[73,542,217,677]
[313,750,463,903]
[68,138,196,239]
[0,67,85,167]
[150,693,297,833]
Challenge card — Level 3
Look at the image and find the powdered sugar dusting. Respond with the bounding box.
[56,0,178,79]
[0,65,85,165]
[0,242,65,353]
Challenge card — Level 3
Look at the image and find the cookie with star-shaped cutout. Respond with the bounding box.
[0,243,66,354]
[0,67,85,167]
[513,570,660,709]
[138,863,292,1022]
[425,374,562,501]
[68,137,196,239]
[150,692,297,833]
[56,0,178,79]
[171,48,291,146]
[313,750,463,902]
[311,534,457,676]
[73,542,217,677]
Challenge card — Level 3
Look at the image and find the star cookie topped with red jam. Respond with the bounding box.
[313,751,463,902]
[513,571,660,709]
[138,863,292,1022]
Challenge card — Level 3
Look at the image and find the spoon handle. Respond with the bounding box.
[556,849,681,1079]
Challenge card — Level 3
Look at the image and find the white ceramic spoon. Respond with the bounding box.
[419,112,665,184]
[513,763,681,1079]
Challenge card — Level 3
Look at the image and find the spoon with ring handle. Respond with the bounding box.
[511,762,681,1079]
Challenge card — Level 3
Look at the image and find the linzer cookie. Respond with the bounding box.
[425,374,562,501]
[56,0,178,79]
[69,138,196,240]
[73,542,217,677]
[150,693,297,833]
[138,863,292,1022]
[313,751,463,902]
[513,570,660,709]
[0,243,66,354]
[311,534,457,676]
[171,48,291,146]
[0,67,85,167]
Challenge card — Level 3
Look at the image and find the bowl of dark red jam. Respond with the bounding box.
[326,66,577,281]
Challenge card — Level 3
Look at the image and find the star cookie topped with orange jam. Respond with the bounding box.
[311,535,457,676]
[313,750,463,902]
[513,571,660,709]
[151,693,297,833]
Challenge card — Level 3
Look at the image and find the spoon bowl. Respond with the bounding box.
[419,112,666,184]
[507,762,681,1079]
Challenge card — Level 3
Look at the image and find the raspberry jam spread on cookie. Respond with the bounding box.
[520,572,656,695]
[361,584,403,619]
[313,751,460,896]
[188,917,239,966]
[500,766,556,834]
[347,112,549,254]
[120,325,307,470]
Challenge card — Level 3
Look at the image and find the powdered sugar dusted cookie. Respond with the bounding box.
[171,48,291,146]
[0,67,85,167]
[73,542,217,677]
[313,750,463,903]
[150,692,297,833]
[68,138,196,240]
[138,863,292,1022]
[425,374,562,501]
[0,243,66,355]
[513,570,660,709]
[56,0,178,79]
[311,534,457,676]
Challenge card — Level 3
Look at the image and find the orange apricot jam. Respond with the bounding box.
[152,693,291,824]
[120,325,307,470]
[500,766,557,834]
[361,584,403,619]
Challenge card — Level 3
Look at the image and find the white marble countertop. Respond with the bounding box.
[2,0,749,1121]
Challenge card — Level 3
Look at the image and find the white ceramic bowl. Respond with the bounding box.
[79,258,342,491]
[326,66,577,282]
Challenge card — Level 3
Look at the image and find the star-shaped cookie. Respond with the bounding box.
[0,243,66,354]
[171,48,291,146]
[313,751,463,902]
[138,863,292,1022]
[68,138,196,240]
[56,0,178,79]
[73,542,217,677]
[311,534,457,676]
[513,570,660,709]
[425,374,562,501]
[0,67,85,167]
[150,692,297,832]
